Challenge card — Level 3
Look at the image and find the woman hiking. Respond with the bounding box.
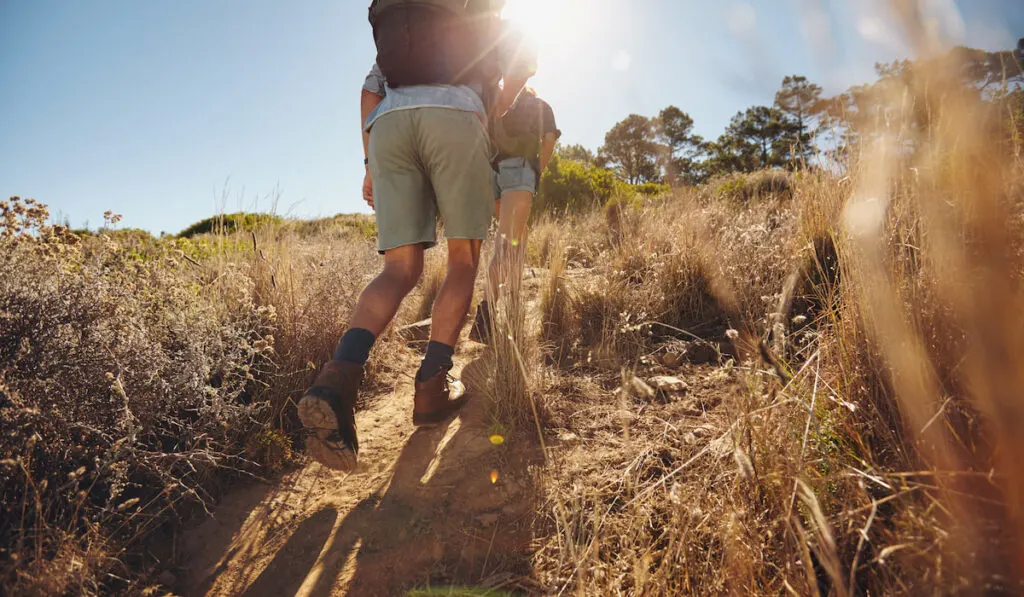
[471,86,560,344]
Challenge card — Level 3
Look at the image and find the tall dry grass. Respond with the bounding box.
[0,205,397,595]
[533,20,1024,596]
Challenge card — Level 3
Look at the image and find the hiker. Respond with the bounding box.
[471,86,560,344]
[297,0,536,472]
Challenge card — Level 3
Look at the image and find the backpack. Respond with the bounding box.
[493,93,545,161]
[368,0,501,93]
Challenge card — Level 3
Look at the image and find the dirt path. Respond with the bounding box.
[181,275,550,597]
[181,351,544,596]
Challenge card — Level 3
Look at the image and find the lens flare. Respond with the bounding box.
[490,469,499,484]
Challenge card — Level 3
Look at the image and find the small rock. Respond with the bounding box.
[476,513,499,527]
[649,375,688,393]
[682,432,698,445]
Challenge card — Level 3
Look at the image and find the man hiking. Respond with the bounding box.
[297,0,536,472]
[471,86,560,344]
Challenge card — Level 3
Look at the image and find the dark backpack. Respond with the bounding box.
[493,93,545,160]
[368,0,501,92]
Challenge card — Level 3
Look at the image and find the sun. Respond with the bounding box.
[500,0,597,57]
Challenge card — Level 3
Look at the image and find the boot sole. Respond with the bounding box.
[413,394,469,428]
[298,395,357,472]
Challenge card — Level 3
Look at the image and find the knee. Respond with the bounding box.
[447,243,480,273]
[382,259,423,293]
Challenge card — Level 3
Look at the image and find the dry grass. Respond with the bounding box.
[538,238,572,363]
[530,24,1024,597]
[0,204,398,595]
[480,232,542,437]
[5,10,1024,595]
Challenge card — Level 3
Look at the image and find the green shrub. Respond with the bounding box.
[288,213,377,241]
[179,212,283,238]
[535,155,624,216]
[708,169,794,203]
[632,181,670,197]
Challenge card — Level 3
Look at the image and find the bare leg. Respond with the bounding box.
[486,190,534,303]
[348,244,425,335]
[429,238,483,346]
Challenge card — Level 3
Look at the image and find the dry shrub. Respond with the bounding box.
[535,21,1024,596]
[240,225,402,428]
[538,239,572,362]
[1,199,273,595]
[526,217,559,269]
[481,234,541,434]
[555,194,795,367]
[0,200,398,594]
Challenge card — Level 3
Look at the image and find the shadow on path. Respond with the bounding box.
[246,356,544,596]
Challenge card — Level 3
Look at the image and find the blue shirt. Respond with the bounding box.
[361,21,536,131]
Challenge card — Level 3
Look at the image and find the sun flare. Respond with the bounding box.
[501,0,598,57]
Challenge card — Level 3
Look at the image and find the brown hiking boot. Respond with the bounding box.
[468,303,492,345]
[413,370,468,427]
[297,360,361,472]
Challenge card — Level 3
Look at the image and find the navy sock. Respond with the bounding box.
[417,341,455,381]
[333,328,376,365]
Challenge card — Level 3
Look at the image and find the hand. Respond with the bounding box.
[362,169,374,210]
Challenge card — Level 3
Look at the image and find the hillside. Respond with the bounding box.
[4,36,1024,597]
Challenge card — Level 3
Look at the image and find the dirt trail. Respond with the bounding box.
[180,276,549,597]
[178,264,734,596]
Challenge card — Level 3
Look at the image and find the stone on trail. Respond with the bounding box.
[649,375,689,393]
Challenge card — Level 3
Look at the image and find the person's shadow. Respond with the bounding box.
[238,355,545,596]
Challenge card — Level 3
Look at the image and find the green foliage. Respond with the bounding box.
[179,212,283,238]
[774,75,826,167]
[536,154,623,215]
[657,105,705,184]
[633,181,670,197]
[556,142,596,165]
[708,169,794,203]
[288,213,377,240]
[600,114,662,184]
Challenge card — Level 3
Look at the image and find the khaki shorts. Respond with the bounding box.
[368,108,494,253]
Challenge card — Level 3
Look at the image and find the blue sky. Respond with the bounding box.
[1,0,1021,234]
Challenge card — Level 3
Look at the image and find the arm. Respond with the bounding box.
[360,62,386,208]
[360,88,384,208]
[539,132,557,174]
[361,88,383,161]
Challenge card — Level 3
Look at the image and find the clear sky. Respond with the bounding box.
[1,0,1021,234]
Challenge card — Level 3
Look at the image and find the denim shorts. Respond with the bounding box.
[495,157,538,197]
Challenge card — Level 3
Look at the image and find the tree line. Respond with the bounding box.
[560,44,1024,186]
